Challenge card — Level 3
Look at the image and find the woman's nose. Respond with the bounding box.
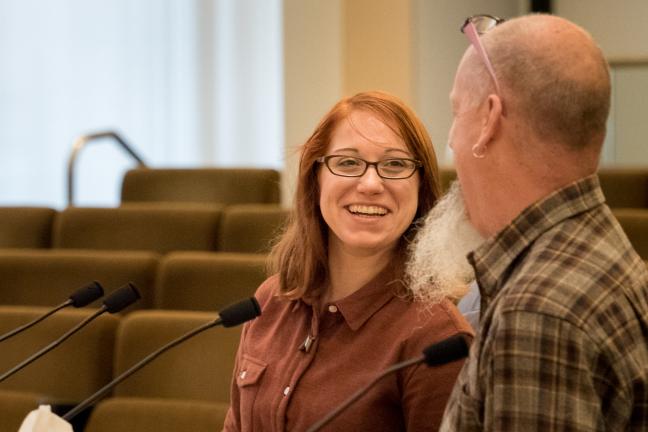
[356,165,385,194]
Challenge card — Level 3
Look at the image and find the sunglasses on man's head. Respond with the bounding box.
[460,14,505,95]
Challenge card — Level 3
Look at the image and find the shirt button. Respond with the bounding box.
[283,386,290,396]
[328,305,338,313]
[239,370,247,379]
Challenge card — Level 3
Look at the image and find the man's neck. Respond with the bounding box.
[478,152,595,238]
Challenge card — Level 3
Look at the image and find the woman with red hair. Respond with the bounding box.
[223,91,471,431]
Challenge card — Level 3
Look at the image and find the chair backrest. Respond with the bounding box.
[0,390,43,432]
[439,167,457,193]
[0,249,158,309]
[598,168,648,208]
[613,208,648,260]
[0,207,56,248]
[53,205,223,253]
[112,310,241,402]
[436,167,648,208]
[0,306,118,402]
[85,397,229,432]
[155,252,267,311]
[218,204,289,253]
[121,168,281,205]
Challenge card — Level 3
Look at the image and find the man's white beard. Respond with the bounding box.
[406,181,485,304]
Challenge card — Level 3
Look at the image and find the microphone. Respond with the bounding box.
[305,334,470,432]
[0,281,104,343]
[0,283,141,383]
[63,297,261,422]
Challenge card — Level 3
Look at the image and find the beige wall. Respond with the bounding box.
[556,0,648,59]
[343,0,414,103]
[282,0,343,206]
[282,1,648,200]
[556,0,648,166]
[413,0,522,165]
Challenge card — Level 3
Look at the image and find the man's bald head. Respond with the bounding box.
[465,14,611,153]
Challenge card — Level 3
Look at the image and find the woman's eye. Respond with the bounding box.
[383,159,407,168]
[337,158,361,167]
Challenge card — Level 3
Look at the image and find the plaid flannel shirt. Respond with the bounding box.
[441,175,648,431]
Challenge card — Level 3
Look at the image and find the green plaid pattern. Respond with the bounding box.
[441,175,648,431]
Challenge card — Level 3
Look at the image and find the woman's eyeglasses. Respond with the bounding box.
[317,155,421,180]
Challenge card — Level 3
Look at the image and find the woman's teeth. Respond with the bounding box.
[348,205,387,216]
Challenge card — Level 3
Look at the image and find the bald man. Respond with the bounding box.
[439,14,648,431]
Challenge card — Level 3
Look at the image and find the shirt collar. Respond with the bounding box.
[469,174,605,302]
[326,260,405,332]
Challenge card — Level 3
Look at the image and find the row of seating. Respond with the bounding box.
[439,167,648,208]
[2,203,647,260]
[0,306,239,431]
[0,250,267,311]
[121,166,648,209]
[0,204,288,253]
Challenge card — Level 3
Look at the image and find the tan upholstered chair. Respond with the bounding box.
[0,390,42,432]
[84,397,229,432]
[85,310,241,431]
[155,252,267,311]
[120,168,280,205]
[439,167,457,193]
[53,205,223,253]
[111,310,241,402]
[0,207,56,249]
[0,249,158,309]
[613,208,648,260]
[436,167,648,207]
[598,168,648,208]
[218,204,288,253]
[0,306,118,405]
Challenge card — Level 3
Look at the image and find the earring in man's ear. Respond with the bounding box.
[472,143,487,159]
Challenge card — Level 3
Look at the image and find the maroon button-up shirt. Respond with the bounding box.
[223,263,472,431]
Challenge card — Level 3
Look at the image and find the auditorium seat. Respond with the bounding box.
[0,249,158,309]
[439,167,457,192]
[155,252,266,311]
[437,167,648,207]
[120,167,281,205]
[0,306,118,407]
[84,310,241,431]
[598,168,648,208]
[111,310,241,402]
[613,208,648,259]
[0,390,42,432]
[53,205,223,253]
[218,204,288,253]
[84,397,229,432]
[0,207,56,249]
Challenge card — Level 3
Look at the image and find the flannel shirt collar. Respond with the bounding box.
[468,174,605,303]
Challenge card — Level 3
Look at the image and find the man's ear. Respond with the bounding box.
[475,94,503,148]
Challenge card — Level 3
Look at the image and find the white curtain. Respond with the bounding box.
[0,0,283,208]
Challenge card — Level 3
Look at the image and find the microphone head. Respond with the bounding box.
[218,297,261,328]
[422,334,470,367]
[69,281,104,307]
[103,283,141,313]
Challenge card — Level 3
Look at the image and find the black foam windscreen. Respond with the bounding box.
[218,297,261,327]
[69,281,104,307]
[422,334,469,366]
[103,283,141,313]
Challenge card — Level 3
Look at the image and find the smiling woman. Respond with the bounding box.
[222,91,474,432]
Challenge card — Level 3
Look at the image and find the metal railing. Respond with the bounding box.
[67,131,147,206]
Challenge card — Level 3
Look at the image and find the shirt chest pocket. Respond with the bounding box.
[236,355,268,431]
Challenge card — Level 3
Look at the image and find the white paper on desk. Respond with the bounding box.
[18,405,73,432]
